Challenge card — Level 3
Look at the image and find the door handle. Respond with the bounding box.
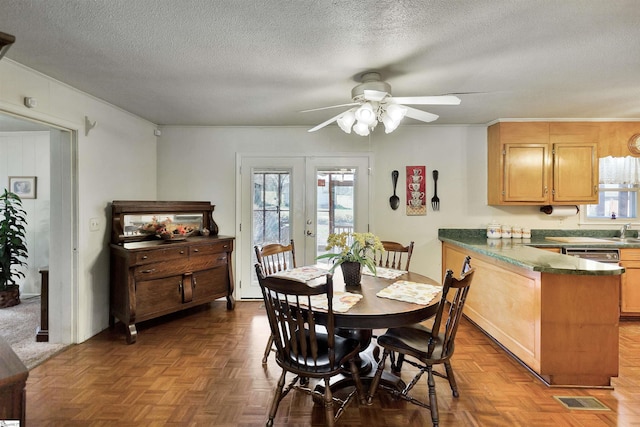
[306,230,315,237]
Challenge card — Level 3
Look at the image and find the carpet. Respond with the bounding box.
[0,296,68,369]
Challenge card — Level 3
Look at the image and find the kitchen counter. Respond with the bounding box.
[441,235,621,387]
[438,229,624,276]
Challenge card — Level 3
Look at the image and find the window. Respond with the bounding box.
[585,184,638,220]
[584,156,640,221]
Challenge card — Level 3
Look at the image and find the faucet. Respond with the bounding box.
[620,223,631,239]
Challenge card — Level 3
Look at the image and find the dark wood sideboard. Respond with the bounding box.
[109,201,235,344]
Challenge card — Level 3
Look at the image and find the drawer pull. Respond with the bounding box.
[141,255,148,260]
[180,250,185,255]
[193,248,199,253]
[218,256,227,261]
[178,281,183,294]
[141,269,156,274]
[193,277,197,289]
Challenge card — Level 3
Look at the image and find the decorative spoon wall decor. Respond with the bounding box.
[390,170,400,210]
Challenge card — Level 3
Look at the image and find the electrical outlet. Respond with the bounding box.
[89,218,100,232]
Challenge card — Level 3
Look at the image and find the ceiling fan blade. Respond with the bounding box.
[403,106,439,123]
[308,109,352,132]
[363,89,388,102]
[390,95,461,105]
[300,102,359,113]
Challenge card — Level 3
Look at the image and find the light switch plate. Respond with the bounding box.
[89,217,99,231]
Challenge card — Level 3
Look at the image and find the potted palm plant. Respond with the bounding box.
[0,188,28,308]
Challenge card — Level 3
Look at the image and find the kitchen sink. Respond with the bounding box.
[601,237,640,243]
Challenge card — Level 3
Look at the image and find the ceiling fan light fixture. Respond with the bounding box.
[337,109,356,133]
[353,121,370,136]
[355,102,376,126]
[385,103,407,121]
[382,114,401,133]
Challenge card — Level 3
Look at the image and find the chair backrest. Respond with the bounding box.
[255,240,296,275]
[375,240,414,270]
[255,264,341,374]
[427,263,474,361]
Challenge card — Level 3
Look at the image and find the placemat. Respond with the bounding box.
[363,266,407,280]
[270,266,329,282]
[308,292,363,313]
[376,280,441,305]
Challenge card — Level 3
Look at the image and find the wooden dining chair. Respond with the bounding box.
[255,264,365,427]
[366,265,475,427]
[255,240,297,363]
[375,240,414,270]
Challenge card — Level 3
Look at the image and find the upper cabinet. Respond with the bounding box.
[488,122,599,205]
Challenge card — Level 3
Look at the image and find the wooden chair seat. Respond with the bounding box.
[367,257,474,427]
[254,240,296,363]
[256,265,365,426]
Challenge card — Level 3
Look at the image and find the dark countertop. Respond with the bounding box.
[439,229,626,276]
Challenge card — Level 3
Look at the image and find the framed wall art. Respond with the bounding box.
[405,166,426,216]
[9,176,37,199]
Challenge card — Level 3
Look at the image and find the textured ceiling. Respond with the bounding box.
[0,0,639,130]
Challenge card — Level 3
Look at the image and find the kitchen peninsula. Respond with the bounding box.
[439,229,624,388]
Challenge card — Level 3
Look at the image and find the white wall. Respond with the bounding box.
[0,131,50,296]
[0,59,158,343]
[156,124,593,286]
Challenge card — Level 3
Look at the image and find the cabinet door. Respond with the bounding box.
[136,275,184,320]
[620,261,640,315]
[552,142,598,203]
[503,143,549,203]
[193,266,230,303]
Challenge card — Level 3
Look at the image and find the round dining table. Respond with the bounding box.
[312,266,443,396]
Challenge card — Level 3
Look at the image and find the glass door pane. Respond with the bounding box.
[252,171,291,245]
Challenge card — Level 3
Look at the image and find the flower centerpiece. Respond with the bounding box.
[316,231,384,286]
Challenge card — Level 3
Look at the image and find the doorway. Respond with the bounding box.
[0,111,77,344]
[238,154,370,299]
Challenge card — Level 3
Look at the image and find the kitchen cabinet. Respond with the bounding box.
[109,201,235,344]
[620,249,640,317]
[488,122,599,205]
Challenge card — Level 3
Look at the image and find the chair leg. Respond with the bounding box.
[427,366,439,427]
[348,358,367,405]
[392,353,405,373]
[366,349,390,404]
[262,334,275,364]
[267,369,287,427]
[444,361,459,398]
[323,377,335,427]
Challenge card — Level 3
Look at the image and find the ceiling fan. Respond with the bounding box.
[304,71,461,136]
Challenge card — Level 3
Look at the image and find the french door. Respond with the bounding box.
[238,154,370,299]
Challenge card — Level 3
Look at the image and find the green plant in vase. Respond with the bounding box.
[317,231,384,286]
[0,189,28,307]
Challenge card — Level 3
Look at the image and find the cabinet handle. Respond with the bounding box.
[193,248,199,253]
[218,256,227,261]
[193,277,197,289]
[141,255,148,260]
[141,269,155,274]
[180,250,185,255]
[594,185,598,194]
[178,281,183,295]
[544,186,548,195]
[223,245,229,249]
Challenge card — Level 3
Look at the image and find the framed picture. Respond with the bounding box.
[8,176,37,199]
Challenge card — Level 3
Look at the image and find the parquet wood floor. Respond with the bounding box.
[25,301,640,426]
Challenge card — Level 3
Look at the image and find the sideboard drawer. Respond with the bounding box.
[134,259,190,280]
[135,247,188,265]
[190,240,233,256]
